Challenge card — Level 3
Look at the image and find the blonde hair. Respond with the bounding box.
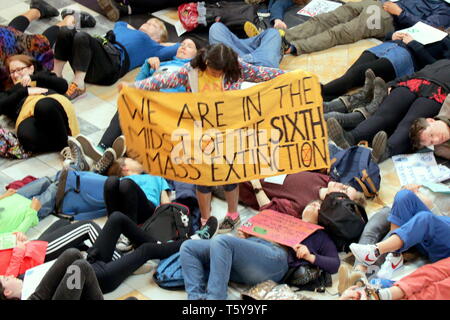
[149,18,168,43]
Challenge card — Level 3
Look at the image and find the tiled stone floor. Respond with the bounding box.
[2,0,447,300]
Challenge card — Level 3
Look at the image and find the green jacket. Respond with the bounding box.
[0,193,38,234]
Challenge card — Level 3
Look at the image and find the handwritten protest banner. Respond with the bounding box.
[118,70,329,185]
[396,22,448,45]
[238,210,324,248]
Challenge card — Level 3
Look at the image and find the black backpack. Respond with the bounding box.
[140,203,191,243]
[318,192,368,252]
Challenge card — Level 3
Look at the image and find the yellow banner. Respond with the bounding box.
[118,70,329,185]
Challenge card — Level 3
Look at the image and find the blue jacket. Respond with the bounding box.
[396,0,450,29]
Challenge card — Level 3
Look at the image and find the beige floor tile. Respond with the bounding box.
[2,157,57,181]
[103,282,135,300]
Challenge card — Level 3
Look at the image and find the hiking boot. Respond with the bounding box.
[371,131,387,164]
[244,21,261,38]
[65,82,86,101]
[191,216,219,240]
[218,215,241,234]
[337,264,366,295]
[349,243,380,266]
[326,118,354,149]
[67,136,90,171]
[354,77,388,119]
[61,8,97,28]
[93,148,117,175]
[340,68,376,111]
[377,253,404,280]
[97,0,129,22]
[75,134,103,162]
[30,0,59,19]
[112,135,126,158]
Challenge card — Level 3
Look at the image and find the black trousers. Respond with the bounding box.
[8,15,59,47]
[104,176,157,224]
[87,211,184,293]
[99,111,121,149]
[322,51,396,101]
[17,97,70,153]
[54,27,122,85]
[350,86,442,155]
[28,248,103,300]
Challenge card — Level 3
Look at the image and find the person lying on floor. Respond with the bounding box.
[327,59,450,163]
[120,43,286,233]
[0,54,80,154]
[0,0,95,91]
[179,179,340,300]
[348,189,450,293]
[410,94,450,160]
[0,189,41,234]
[340,256,450,300]
[52,17,180,100]
[322,28,450,101]
[95,38,199,153]
[239,171,366,220]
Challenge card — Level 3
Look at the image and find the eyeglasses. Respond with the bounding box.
[10,65,31,75]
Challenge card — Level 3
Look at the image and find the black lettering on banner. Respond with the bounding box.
[173,157,189,179]
[224,154,241,181]
[187,159,201,180]
[256,147,273,174]
[121,95,144,121]
[243,92,262,122]
[280,144,295,170]
[211,156,223,182]
[274,84,288,109]
[310,106,325,139]
[312,138,328,167]
[285,113,306,142]
[302,76,315,105]
[197,102,214,128]
[145,152,163,173]
[161,133,174,153]
[150,129,163,149]
[300,141,313,167]
[290,80,303,108]
[271,145,285,172]
[177,104,196,127]
[269,116,283,144]
[144,98,157,126]
[215,101,227,128]
[297,109,311,140]
[164,156,178,177]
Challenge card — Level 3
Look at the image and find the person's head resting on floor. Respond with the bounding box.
[107,157,145,177]
[190,43,241,83]
[410,117,450,150]
[176,38,199,60]
[139,18,168,43]
[0,275,22,300]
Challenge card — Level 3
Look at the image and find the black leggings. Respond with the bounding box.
[28,248,103,300]
[322,51,396,101]
[17,97,70,153]
[104,176,157,224]
[8,15,59,47]
[54,27,122,85]
[87,211,184,293]
[99,111,121,149]
[350,86,443,155]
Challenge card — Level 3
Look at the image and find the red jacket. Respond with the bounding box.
[0,241,48,277]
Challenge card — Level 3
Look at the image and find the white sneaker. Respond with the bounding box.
[349,243,380,266]
[377,253,404,280]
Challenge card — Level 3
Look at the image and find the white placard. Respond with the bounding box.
[264,174,287,185]
[297,0,342,17]
[392,152,449,186]
[21,260,56,300]
[396,22,448,45]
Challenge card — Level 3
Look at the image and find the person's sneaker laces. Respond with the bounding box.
[93,147,117,175]
[191,216,218,240]
[61,8,97,28]
[377,253,404,280]
[67,136,90,171]
[75,134,103,162]
[218,215,241,234]
[65,82,86,101]
[30,0,59,19]
[350,243,380,266]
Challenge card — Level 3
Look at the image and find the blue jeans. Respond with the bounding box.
[388,190,450,262]
[209,22,282,68]
[180,235,289,300]
[17,175,58,220]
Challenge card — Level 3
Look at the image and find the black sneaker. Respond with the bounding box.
[93,148,117,175]
[218,215,241,234]
[191,216,218,240]
[30,0,59,19]
[61,8,97,28]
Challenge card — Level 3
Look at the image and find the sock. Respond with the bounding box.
[226,212,239,220]
[377,288,392,300]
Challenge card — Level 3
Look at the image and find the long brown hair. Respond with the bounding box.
[5,54,35,74]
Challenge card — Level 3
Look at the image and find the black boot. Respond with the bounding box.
[356,77,388,119]
[61,9,97,28]
[30,0,59,19]
[340,68,376,111]
[371,131,387,164]
[97,0,129,22]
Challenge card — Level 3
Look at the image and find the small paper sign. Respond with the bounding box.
[297,0,342,17]
[396,22,448,45]
[238,210,323,248]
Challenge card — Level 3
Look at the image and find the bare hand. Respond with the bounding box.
[383,2,403,16]
[147,57,161,70]
[14,232,28,243]
[402,184,421,193]
[117,81,130,92]
[401,33,414,44]
[392,32,405,41]
[273,19,287,30]
[27,87,48,95]
[340,286,367,300]
[30,197,42,212]
[20,75,32,87]
[4,189,17,198]
[237,229,249,239]
[293,244,311,260]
